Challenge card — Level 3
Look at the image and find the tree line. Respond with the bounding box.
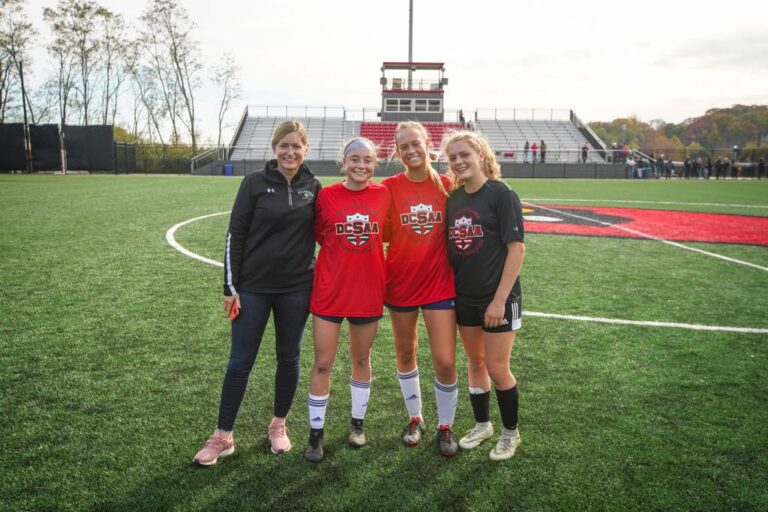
[589,105,768,158]
[0,0,240,151]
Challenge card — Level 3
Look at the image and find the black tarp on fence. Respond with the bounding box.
[64,125,114,171]
[30,124,61,171]
[0,124,27,171]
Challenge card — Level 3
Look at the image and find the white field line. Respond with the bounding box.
[165,211,228,268]
[524,202,768,272]
[166,211,767,334]
[523,198,768,209]
[523,311,768,334]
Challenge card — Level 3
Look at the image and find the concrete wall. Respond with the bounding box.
[198,160,628,179]
[501,163,627,179]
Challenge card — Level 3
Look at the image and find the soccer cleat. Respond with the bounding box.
[267,417,292,454]
[304,428,324,462]
[459,422,494,450]
[192,430,234,466]
[489,430,521,461]
[401,417,426,446]
[348,418,366,448]
[437,425,458,457]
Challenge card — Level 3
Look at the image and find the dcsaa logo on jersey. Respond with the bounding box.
[335,212,380,247]
[400,203,442,236]
[449,216,484,251]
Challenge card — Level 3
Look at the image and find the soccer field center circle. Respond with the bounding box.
[165,205,768,335]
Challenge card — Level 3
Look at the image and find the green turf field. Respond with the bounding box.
[1,175,766,511]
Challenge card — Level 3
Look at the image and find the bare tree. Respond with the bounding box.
[0,55,12,122]
[44,0,111,125]
[211,52,241,146]
[141,0,201,150]
[125,42,166,145]
[140,26,180,143]
[99,10,126,126]
[43,5,77,127]
[0,0,38,123]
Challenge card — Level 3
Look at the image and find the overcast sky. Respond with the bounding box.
[22,0,768,142]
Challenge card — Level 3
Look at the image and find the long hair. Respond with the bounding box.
[394,121,449,197]
[441,130,502,191]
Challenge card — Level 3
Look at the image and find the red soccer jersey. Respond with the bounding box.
[310,181,391,317]
[381,172,455,307]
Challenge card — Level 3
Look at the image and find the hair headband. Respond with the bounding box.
[344,139,375,155]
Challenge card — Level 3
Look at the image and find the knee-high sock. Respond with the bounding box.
[469,387,491,424]
[434,378,458,427]
[495,385,519,431]
[350,379,371,420]
[397,368,422,419]
[308,393,329,430]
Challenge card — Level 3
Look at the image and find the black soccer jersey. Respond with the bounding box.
[446,180,524,304]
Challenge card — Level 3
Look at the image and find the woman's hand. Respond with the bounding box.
[223,294,240,315]
[484,298,506,329]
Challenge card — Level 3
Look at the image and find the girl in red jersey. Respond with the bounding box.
[381,121,459,457]
[443,131,525,461]
[303,138,391,462]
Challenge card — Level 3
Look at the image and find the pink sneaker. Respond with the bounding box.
[268,417,292,454]
[192,430,234,466]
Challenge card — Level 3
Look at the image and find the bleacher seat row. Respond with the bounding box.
[230,115,603,163]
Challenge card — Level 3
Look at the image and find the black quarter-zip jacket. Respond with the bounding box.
[223,160,322,296]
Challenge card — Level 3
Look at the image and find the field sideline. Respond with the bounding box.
[1,175,766,511]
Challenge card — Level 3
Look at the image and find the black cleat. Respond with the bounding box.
[304,428,324,462]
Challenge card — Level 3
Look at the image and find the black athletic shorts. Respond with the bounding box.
[455,297,522,333]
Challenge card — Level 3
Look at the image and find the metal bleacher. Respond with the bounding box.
[230,115,358,161]
[476,119,603,163]
[228,109,604,165]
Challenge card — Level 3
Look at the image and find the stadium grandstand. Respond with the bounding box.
[195,59,625,178]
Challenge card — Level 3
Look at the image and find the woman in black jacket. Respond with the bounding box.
[193,120,321,465]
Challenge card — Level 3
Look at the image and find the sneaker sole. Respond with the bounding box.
[193,446,235,466]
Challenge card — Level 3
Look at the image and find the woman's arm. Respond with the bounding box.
[484,241,525,328]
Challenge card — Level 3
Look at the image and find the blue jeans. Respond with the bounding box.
[217,290,311,431]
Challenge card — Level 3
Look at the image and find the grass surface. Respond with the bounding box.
[1,175,767,511]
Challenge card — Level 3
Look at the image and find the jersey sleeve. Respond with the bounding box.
[498,186,525,244]
[313,187,326,245]
[223,176,257,296]
[381,186,392,243]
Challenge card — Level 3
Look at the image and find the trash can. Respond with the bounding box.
[223,163,233,176]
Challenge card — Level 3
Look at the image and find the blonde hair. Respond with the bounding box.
[394,121,449,197]
[441,130,502,191]
[271,120,309,149]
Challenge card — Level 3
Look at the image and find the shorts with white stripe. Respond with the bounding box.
[455,297,522,333]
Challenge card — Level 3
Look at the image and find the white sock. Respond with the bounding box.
[435,378,458,427]
[350,378,371,420]
[308,393,329,430]
[397,368,422,419]
[502,427,519,438]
